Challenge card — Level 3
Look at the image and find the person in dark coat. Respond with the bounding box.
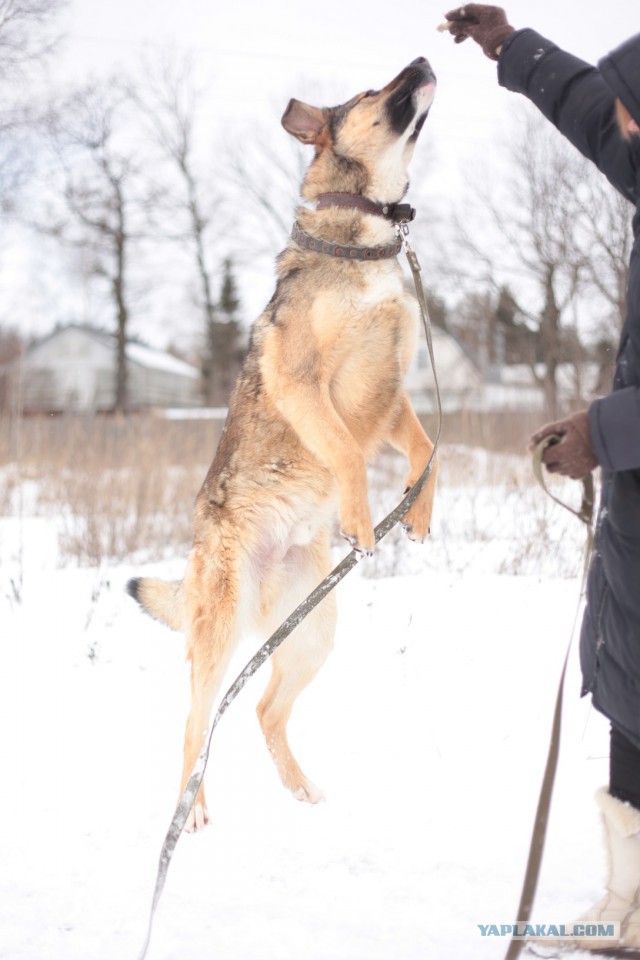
[441,6,640,949]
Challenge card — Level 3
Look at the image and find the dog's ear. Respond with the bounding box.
[281,99,327,144]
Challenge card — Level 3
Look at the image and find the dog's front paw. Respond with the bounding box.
[339,491,375,555]
[340,526,375,557]
[402,494,434,544]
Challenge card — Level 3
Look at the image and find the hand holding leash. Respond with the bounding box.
[529,411,598,481]
[438,4,515,60]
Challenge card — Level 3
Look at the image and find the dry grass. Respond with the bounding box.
[0,413,222,565]
[0,409,588,578]
[364,441,589,580]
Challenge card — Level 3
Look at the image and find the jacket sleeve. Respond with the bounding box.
[589,388,640,471]
[497,29,638,204]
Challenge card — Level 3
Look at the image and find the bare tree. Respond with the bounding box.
[0,322,24,361]
[202,257,244,405]
[42,81,159,413]
[0,0,65,207]
[226,126,307,251]
[452,110,631,418]
[133,56,247,403]
[0,0,64,78]
[573,164,633,333]
[570,165,634,394]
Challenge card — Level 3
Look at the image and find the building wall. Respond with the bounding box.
[128,365,200,409]
[10,327,200,413]
[405,327,483,412]
[20,328,112,412]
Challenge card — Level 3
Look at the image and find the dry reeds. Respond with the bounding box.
[0,409,587,579]
[0,412,221,565]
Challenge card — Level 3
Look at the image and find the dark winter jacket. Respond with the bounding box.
[498,30,640,748]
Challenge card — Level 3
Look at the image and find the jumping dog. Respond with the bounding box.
[128,57,438,832]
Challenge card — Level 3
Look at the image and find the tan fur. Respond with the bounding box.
[129,59,439,832]
[129,578,184,632]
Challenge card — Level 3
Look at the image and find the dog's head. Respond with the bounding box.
[282,58,436,203]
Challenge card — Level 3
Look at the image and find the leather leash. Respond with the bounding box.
[504,437,595,960]
[137,215,441,960]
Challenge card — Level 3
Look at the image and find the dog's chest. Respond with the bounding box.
[357,266,404,308]
[322,266,418,372]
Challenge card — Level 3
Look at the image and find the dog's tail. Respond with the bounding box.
[127,577,185,632]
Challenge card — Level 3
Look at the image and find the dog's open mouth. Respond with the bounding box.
[385,57,436,138]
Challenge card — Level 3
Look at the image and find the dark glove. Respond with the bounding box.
[441,5,515,61]
[529,411,599,480]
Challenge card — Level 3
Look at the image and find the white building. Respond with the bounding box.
[405,326,484,413]
[4,325,201,413]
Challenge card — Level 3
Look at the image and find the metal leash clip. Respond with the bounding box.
[397,222,421,273]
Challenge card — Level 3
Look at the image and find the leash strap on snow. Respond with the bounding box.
[503,438,595,960]
[138,224,441,960]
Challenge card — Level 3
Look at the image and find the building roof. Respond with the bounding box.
[22,324,200,379]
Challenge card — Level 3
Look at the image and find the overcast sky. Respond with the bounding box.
[11,0,640,344]
[55,0,639,174]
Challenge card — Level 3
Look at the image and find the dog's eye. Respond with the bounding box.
[363,89,377,99]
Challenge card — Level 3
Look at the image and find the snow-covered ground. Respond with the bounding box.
[0,451,611,960]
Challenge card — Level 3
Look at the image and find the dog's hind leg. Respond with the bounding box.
[179,550,241,832]
[256,528,336,803]
[180,665,219,832]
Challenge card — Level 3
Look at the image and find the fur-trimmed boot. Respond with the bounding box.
[571,787,640,949]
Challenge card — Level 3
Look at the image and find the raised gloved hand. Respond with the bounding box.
[529,411,599,480]
[439,5,515,61]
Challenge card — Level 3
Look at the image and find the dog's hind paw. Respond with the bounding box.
[184,801,209,833]
[293,780,325,804]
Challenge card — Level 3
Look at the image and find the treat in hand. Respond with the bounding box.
[438,4,515,60]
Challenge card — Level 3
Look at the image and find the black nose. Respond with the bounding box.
[407,56,436,84]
